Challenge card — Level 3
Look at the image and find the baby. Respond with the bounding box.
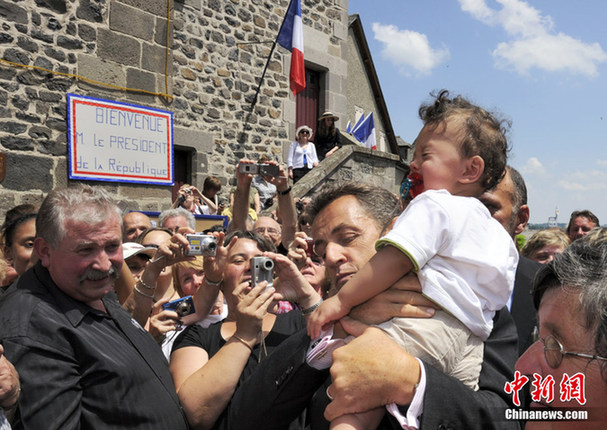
[307,90,518,429]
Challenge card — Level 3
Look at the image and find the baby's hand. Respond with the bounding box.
[306,295,349,339]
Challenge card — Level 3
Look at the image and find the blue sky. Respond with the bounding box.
[347,0,607,225]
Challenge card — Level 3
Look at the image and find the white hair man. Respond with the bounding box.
[0,185,188,430]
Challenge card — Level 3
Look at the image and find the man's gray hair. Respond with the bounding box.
[36,185,122,248]
[533,227,607,382]
[158,208,196,230]
[305,182,401,233]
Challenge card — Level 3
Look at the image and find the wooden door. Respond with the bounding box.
[296,69,320,135]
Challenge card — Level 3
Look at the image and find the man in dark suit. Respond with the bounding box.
[227,182,521,430]
[479,166,542,355]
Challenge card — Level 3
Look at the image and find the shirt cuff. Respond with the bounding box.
[305,326,347,370]
[385,358,426,429]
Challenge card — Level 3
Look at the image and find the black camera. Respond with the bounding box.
[162,295,196,317]
[250,256,274,288]
[186,234,217,256]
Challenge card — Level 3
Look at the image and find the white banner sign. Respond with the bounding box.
[67,93,174,185]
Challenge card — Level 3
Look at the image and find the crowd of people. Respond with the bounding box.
[1,91,606,430]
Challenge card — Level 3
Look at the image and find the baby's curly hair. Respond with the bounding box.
[418,89,511,191]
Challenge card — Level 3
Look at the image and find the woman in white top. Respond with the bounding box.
[287,125,319,184]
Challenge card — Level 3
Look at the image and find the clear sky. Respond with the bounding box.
[347,0,607,225]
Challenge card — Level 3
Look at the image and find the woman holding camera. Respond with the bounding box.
[172,182,221,215]
[148,255,228,360]
[169,230,322,430]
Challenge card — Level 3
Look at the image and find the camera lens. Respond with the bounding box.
[263,259,274,270]
[176,301,191,316]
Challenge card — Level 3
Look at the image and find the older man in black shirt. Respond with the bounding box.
[0,185,189,430]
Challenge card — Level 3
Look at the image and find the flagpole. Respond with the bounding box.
[249,0,294,109]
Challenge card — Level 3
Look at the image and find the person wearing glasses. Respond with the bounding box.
[515,227,607,427]
[288,125,319,184]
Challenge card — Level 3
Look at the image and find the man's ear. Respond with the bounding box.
[514,204,530,236]
[460,155,484,184]
[34,237,52,268]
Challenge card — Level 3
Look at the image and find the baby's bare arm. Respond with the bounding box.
[337,245,413,310]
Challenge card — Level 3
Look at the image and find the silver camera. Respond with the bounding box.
[162,295,196,317]
[250,256,274,288]
[186,234,217,256]
[238,163,279,177]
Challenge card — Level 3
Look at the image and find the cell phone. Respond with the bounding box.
[162,295,196,317]
[250,256,274,288]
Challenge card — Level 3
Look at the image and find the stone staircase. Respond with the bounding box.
[289,136,409,201]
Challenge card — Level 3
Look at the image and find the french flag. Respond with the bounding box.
[277,0,305,95]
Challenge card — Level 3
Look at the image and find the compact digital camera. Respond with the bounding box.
[250,256,274,288]
[162,295,196,317]
[238,163,279,177]
[186,234,217,256]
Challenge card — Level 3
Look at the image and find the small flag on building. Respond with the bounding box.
[352,112,376,150]
[345,120,351,134]
[277,0,305,95]
[350,114,366,137]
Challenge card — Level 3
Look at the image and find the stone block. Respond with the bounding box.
[3,47,30,65]
[127,67,156,92]
[183,0,201,10]
[34,0,67,14]
[125,68,157,103]
[142,42,169,75]
[54,156,68,189]
[173,126,214,154]
[3,152,54,191]
[0,0,28,24]
[110,2,155,41]
[119,184,170,200]
[0,121,27,134]
[77,54,128,88]
[154,17,173,47]
[39,137,66,156]
[97,29,141,67]
[118,0,168,17]
[31,29,54,44]
[76,0,105,23]
[17,36,39,53]
[78,23,97,42]
[57,35,84,50]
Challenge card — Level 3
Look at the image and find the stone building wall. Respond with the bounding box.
[0,0,349,219]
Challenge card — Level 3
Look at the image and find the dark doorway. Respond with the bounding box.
[173,147,191,202]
